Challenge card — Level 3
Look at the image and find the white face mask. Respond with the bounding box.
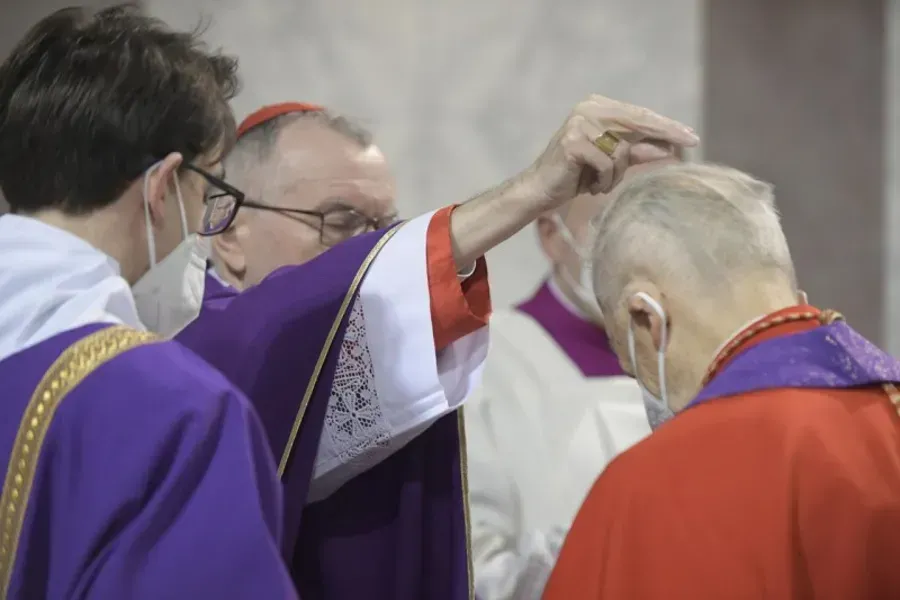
[553,214,603,321]
[626,291,675,429]
[132,163,209,338]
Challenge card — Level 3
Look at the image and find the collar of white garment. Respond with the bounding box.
[0,214,144,363]
[547,275,593,322]
[208,264,233,289]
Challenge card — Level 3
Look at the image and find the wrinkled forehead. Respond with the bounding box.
[267,123,396,215]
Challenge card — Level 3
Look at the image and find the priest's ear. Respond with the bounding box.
[536,213,567,263]
[210,217,247,282]
[797,289,809,304]
[625,287,668,353]
[143,152,183,227]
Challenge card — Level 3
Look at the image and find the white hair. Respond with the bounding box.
[589,162,796,308]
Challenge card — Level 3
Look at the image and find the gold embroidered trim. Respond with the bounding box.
[703,310,844,385]
[456,409,475,599]
[0,326,159,599]
[275,223,476,596]
[277,226,403,477]
[882,383,900,418]
[701,309,900,416]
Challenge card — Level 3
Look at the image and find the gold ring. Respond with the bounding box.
[593,131,621,156]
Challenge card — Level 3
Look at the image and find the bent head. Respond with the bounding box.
[537,159,682,324]
[590,163,800,417]
[0,4,240,283]
[212,105,398,289]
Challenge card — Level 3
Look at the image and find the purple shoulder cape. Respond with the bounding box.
[691,320,900,407]
[0,324,296,599]
[177,227,472,600]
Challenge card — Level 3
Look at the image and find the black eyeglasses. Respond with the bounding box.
[241,201,399,247]
[184,164,247,236]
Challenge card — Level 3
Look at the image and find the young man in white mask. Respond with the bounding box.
[171,97,697,600]
[464,158,679,600]
[0,6,297,598]
[544,163,900,600]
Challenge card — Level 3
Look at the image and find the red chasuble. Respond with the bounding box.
[543,306,900,600]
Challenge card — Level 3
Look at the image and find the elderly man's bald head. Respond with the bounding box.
[591,163,796,311]
[589,163,801,412]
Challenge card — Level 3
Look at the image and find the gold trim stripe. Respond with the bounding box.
[456,409,475,600]
[275,222,476,598]
[0,326,159,599]
[277,226,402,477]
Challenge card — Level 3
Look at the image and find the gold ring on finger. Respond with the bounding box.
[593,131,621,157]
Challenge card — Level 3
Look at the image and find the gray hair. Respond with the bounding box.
[223,109,373,200]
[589,162,796,308]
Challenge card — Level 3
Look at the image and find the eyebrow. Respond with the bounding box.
[316,198,357,212]
[315,197,398,222]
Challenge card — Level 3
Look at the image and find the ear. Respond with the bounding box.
[537,214,565,263]
[143,152,183,226]
[625,287,667,352]
[211,219,248,282]
[797,289,809,305]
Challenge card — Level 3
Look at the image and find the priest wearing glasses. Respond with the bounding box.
[175,102,695,600]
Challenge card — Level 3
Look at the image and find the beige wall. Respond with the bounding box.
[0,0,703,308]
[704,0,886,344]
[5,2,897,350]
[887,0,900,354]
[151,0,703,308]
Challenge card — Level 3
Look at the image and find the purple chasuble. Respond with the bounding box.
[516,281,623,377]
[690,320,900,407]
[177,227,471,600]
[0,324,296,599]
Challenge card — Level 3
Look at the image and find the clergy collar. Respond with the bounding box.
[207,263,234,289]
[708,313,769,367]
[517,279,624,378]
[703,304,823,384]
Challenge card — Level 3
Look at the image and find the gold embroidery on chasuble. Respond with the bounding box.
[0,326,160,599]
[277,225,402,476]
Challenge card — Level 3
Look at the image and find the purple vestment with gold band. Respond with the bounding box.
[177,226,473,600]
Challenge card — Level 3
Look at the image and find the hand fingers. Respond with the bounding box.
[588,145,631,195]
[629,141,676,164]
[579,119,629,194]
[577,96,699,147]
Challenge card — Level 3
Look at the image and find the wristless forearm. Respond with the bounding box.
[448,174,550,270]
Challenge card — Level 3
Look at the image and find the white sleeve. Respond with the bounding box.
[466,387,565,600]
[307,211,490,502]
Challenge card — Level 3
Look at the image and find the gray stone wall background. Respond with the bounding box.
[0,0,702,309]
[9,1,899,351]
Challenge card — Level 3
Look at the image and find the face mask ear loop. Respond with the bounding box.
[173,174,189,240]
[634,291,669,405]
[142,165,161,267]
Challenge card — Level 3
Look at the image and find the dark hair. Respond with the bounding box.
[0,3,240,215]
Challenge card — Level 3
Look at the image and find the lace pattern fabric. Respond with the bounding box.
[319,298,391,467]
